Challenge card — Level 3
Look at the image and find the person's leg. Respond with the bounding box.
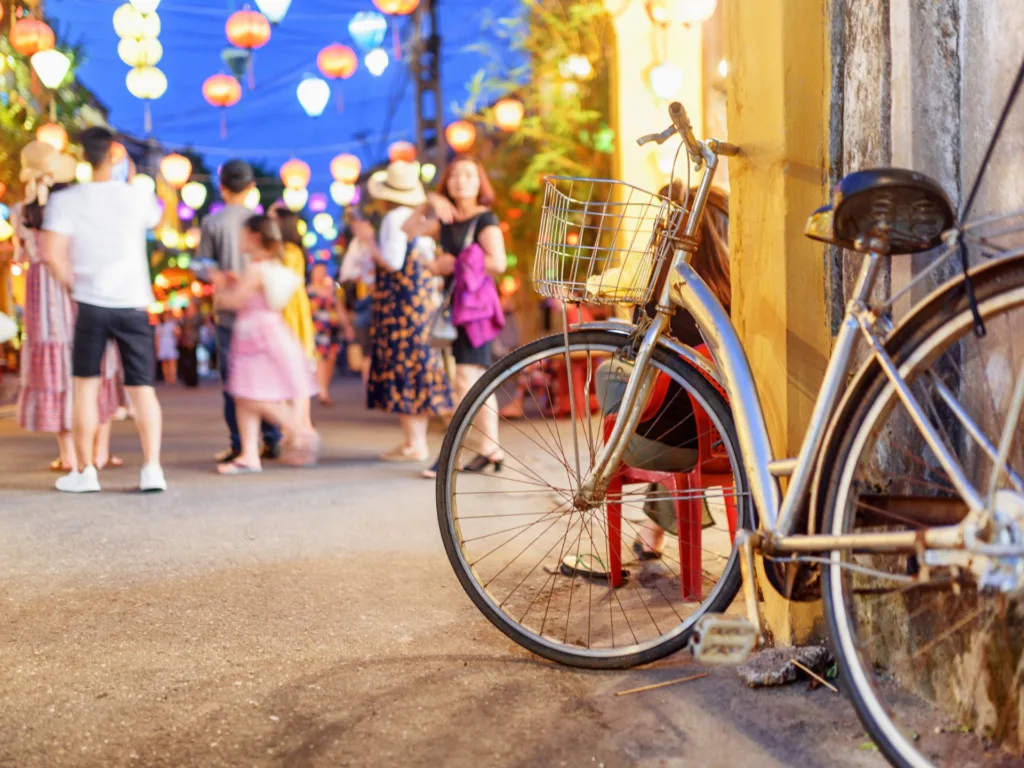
[93,420,120,469]
[398,414,429,456]
[71,377,102,470]
[127,386,162,466]
[457,364,503,460]
[215,324,241,454]
[56,432,76,470]
[229,398,263,469]
[167,358,177,385]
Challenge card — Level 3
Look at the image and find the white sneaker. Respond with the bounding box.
[56,466,101,494]
[140,464,167,493]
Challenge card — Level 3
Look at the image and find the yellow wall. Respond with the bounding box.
[604,1,704,195]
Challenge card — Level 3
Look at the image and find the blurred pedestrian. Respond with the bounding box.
[198,159,282,464]
[403,155,506,478]
[178,302,201,388]
[212,214,319,474]
[14,140,124,474]
[307,262,354,405]
[352,161,452,462]
[155,311,180,385]
[40,126,166,493]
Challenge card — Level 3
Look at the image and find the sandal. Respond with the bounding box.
[559,553,628,582]
[50,458,73,473]
[96,456,125,471]
[632,539,662,562]
[380,446,429,462]
[217,461,263,476]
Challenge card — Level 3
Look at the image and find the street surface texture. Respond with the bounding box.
[0,381,885,768]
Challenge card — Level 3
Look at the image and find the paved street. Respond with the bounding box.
[0,380,884,768]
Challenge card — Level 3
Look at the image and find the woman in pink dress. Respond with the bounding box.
[212,214,319,475]
[14,142,123,472]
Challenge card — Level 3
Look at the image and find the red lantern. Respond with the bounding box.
[203,73,243,137]
[11,18,55,57]
[161,154,193,190]
[373,0,420,13]
[280,159,311,189]
[330,154,361,184]
[494,97,525,132]
[36,123,68,152]
[225,9,271,50]
[388,141,417,163]
[0,182,7,199]
[317,44,358,79]
[507,208,524,221]
[445,120,476,153]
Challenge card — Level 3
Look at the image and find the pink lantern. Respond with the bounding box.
[308,192,328,212]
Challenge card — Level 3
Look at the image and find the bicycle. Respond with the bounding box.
[436,89,1024,764]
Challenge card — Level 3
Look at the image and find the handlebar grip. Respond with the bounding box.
[669,102,701,157]
[714,141,740,157]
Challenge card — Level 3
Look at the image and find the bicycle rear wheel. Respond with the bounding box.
[436,329,754,669]
[821,265,1024,767]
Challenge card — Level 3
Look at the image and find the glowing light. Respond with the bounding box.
[125,65,168,100]
[31,49,72,90]
[348,11,387,51]
[558,54,592,80]
[36,123,68,151]
[225,9,271,50]
[647,61,683,100]
[718,58,728,78]
[180,181,207,210]
[283,187,308,212]
[160,153,192,189]
[113,5,160,39]
[132,173,156,196]
[202,72,242,107]
[129,0,161,13]
[243,186,261,210]
[297,75,330,118]
[364,48,389,77]
[388,141,416,163]
[308,193,328,213]
[420,163,437,183]
[254,0,291,24]
[0,219,13,243]
[330,153,361,184]
[302,231,318,249]
[317,43,358,79]
[76,162,93,183]
[493,97,525,132]
[330,182,356,206]
[280,159,311,189]
[160,228,179,249]
[118,37,162,67]
[445,120,476,153]
[184,228,201,249]
[177,203,195,221]
[10,18,55,57]
[312,212,334,235]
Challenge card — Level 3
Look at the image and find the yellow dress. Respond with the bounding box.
[281,242,316,361]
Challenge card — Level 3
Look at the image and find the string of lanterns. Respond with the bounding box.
[113,0,167,133]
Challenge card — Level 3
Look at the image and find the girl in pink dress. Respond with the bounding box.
[212,214,319,475]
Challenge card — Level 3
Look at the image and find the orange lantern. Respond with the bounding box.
[111,142,127,165]
[330,153,361,184]
[280,159,311,189]
[373,0,420,13]
[317,44,358,79]
[160,153,192,190]
[445,120,476,153]
[510,189,532,204]
[493,97,525,132]
[566,231,580,245]
[388,141,417,163]
[0,182,7,199]
[225,9,271,50]
[11,18,55,57]
[36,123,68,152]
[202,73,243,137]
[507,207,524,221]
[499,221,510,234]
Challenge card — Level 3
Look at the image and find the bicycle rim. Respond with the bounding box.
[824,281,1024,767]
[436,330,752,669]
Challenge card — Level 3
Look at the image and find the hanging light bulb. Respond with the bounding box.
[180,181,208,210]
[302,231,318,249]
[647,61,684,100]
[132,173,157,196]
[312,212,334,235]
[348,11,387,52]
[282,187,308,212]
[254,0,291,25]
[30,49,71,90]
[330,182,356,206]
[296,75,330,118]
[280,159,311,189]
[243,186,261,210]
[364,48,389,77]
[420,163,437,183]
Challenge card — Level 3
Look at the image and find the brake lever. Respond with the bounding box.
[636,125,677,147]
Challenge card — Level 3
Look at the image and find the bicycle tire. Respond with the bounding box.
[436,329,754,669]
[820,261,1024,767]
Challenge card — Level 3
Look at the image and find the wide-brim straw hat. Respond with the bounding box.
[51,153,77,184]
[367,161,426,207]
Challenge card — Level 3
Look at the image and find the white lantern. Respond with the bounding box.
[30,49,71,90]
[647,61,683,101]
[282,187,308,212]
[420,163,437,183]
[180,181,207,210]
[296,75,330,118]
[322,226,338,241]
[129,0,161,13]
[255,0,291,24]
[364,48,389,77]
[160,228,180,249]
[75,162,93,183]
[126,65,167,100]
[118,37,162,67]
[302,231,317,249]
[330,182,356,206]
[244,186,261,210]
[132,173,156,196]
[113,4,160,39]
[312,212,334,235]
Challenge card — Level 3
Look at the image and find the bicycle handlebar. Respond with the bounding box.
[635,102,740,159]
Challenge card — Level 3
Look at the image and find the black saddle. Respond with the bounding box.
[805,168,955,255]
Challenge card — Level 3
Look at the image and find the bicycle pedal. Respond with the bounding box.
[689,615,759,666]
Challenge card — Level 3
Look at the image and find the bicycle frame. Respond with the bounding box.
[575,139,993,558]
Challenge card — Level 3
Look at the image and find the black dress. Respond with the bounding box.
[440,211,501,367]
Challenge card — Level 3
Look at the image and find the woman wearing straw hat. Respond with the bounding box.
[350,160,453,462]
[14,141,124,472]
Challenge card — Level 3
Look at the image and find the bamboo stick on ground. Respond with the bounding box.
[615,672,708,696]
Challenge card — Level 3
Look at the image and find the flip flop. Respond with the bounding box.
[217,461,263,476]
[97,456,125,471]
[559,553,628,582]
[50,458,73,472]
[380,447,429,462]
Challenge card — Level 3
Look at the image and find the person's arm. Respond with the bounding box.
[214,264,262,310]
[353,212,408,273]
[402,196,446,239]
[477,224,507,276]
[196,219,215,265]
[39,192,74,288]
[333,292,356,342]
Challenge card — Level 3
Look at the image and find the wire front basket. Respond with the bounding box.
[533,177,687,306]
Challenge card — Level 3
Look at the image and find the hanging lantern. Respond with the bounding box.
[113,5,160,40]
[254,0,291,24]
[180,181,208,210]
[282,187,308,212]
[160,153,192,189]
[160,228,180,249]
[225,8,271,49]
[330,154,361,184]
[133,173,157,196]
[184,228,201,249]
[244,187,261,210]
[312,213,334,236]
[420,163,437,183]
[280,159,311,189]
[373,0,420,13]
[330,182,356,206]
[364,48,389,77]
[445,120,476,153]
[647,61,684,101]
[307,193,328,213]
[348,11,387,51]
[11,18,55,57]
[31,49,71,90]
[302,231,318,249]
[126,65,167,131]
[177,202,195,222]
[645,0,717,25]
[558,54,593,81]
[317,44,358,79]
[36,123,68,152]
[118,37,163,67]
[221,47,249,83]
[202,73,242,138]
[494,97,525,132]
[296,75,330,118]
[388,141,417,163]
[129,0,161,12]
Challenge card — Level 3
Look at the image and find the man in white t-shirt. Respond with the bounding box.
[41,126,167,494]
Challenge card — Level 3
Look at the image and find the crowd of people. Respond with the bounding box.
[10,129,512,491]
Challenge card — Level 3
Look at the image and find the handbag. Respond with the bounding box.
[262,261,302,312]
[428,215,481,349]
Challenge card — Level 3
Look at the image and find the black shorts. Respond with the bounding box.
[73,303,155,387]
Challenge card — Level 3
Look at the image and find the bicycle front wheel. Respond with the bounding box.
[821,264,1024,767]
[436,329,753,669]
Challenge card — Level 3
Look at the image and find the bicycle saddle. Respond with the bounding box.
[805,168,955,255]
